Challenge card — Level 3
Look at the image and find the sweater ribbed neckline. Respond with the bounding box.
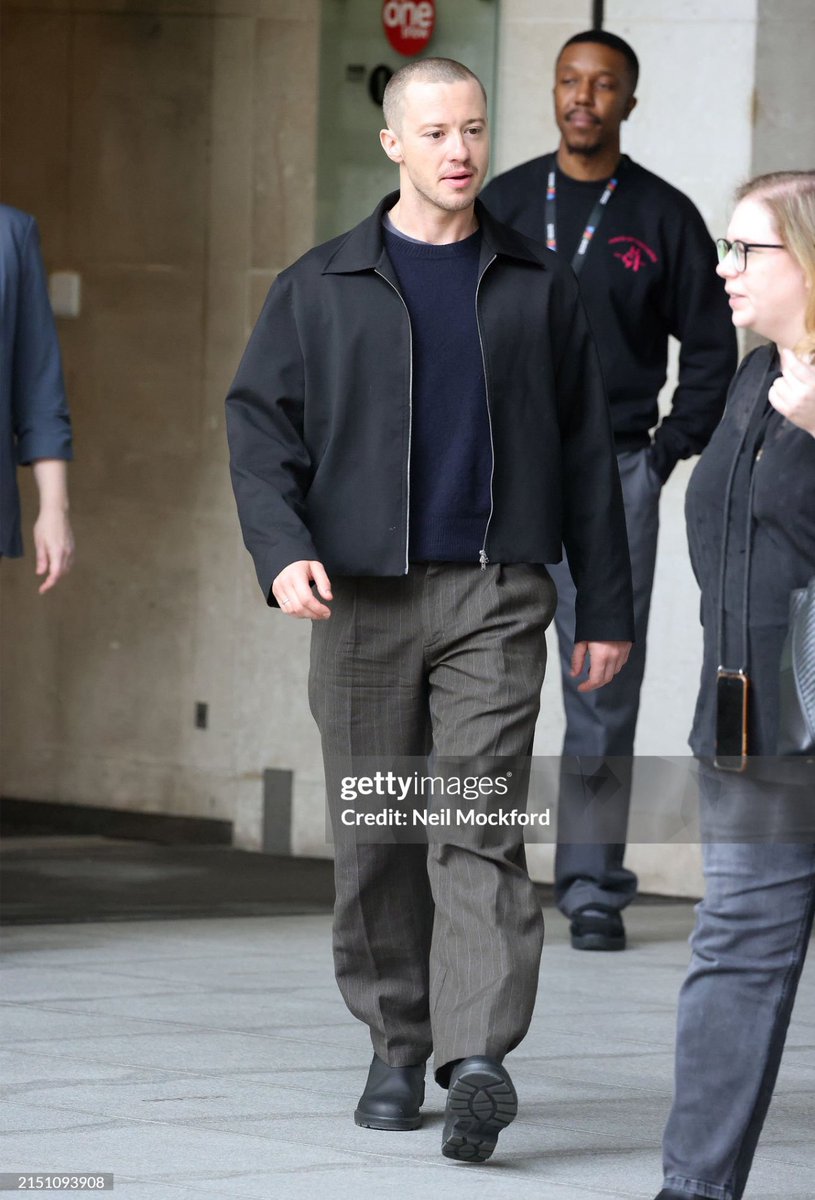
[383,222,481,259]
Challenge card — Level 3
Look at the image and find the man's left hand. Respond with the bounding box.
[571,640,632,692]
[769,347,815,437]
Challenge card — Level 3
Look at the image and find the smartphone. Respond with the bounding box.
[715,669,749,771]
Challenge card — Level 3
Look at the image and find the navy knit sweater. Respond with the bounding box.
[382,223,491,562]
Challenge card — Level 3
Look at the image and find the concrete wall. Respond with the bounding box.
[1,0,813,895]
[753,0,815,175]
[0,0,325,849]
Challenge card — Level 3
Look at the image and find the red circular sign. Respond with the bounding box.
[382,0,436,58]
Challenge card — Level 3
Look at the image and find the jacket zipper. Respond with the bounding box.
[375,268,414,574]
[476,254,498,568]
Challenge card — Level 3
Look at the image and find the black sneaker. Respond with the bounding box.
[570,906,626,951]
[441,1056,518,1163]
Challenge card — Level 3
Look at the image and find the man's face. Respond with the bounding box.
[380,78,489,214]
[553,42,636,156]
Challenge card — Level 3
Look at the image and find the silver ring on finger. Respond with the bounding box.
[281,598,291,608]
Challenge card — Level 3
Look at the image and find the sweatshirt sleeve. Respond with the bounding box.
[225,272,320,604]
[12,217,73,465]
[553,273,635,643]
[650,197,737,481]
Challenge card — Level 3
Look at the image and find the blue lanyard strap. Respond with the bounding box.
[545,154,624,275]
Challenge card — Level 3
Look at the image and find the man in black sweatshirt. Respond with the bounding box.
[482,30,737,952]
[227,57,634,1162]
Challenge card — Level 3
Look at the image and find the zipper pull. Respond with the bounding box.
[479,549,489,569]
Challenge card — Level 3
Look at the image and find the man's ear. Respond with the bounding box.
[623,94,638,122]
[380,127,404,164]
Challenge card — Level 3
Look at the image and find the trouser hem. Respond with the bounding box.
[664,1173,732,1200]
[370,1036,433,1071]
[433,1047,506,1089]
[556,884,636,918]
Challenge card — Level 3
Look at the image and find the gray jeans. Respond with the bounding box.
[549,446,662,916]
[662,767,815,1199]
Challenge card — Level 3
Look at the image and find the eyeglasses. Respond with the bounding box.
[716,238,785,273]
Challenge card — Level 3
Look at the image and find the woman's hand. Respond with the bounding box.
[769,347,815,437]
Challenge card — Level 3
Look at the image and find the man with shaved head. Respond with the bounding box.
[227,58,633,1161]
[483,30,737,954]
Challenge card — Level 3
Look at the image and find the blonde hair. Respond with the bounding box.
[382,58,486,134]
[736,170,815,358]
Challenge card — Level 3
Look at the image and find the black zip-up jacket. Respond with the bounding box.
[225,194,635,643]
[481,156,738,481]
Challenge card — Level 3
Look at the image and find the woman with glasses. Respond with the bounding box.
[656,171,815,1200]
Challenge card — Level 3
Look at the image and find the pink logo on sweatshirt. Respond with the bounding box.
[608,236,658,272]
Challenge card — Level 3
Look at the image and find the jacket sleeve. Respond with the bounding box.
[225,272,319,604]
[650,199,737,481]
[12,217,73,465]
[554,276,635,643]
[480,175,520,228]
[480,164,545,243]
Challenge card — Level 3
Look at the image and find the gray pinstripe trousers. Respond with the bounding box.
[309,563,557,1084]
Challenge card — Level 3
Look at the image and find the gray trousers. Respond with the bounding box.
[549,447,662,916]
[662,767,815,1199]
[309,563,557,1083]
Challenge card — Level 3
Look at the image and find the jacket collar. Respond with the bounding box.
[322,191,547,275]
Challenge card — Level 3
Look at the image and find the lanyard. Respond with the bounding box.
[716,358,779,673]
[545,154,624,276]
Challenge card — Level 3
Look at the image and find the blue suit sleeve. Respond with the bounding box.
[12,217,73,465]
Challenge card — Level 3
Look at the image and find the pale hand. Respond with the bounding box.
[272,560,333,619]
[32,459,74,593]
[571,640,632,692]
[33,507,74,593]
[768,347,815,437]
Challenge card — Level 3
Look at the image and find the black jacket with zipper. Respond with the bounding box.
[225,193,634,643]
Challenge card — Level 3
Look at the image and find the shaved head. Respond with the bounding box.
[383,57,486,133]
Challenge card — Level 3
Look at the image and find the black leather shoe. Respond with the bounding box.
[570,905,626,951]
[441,1056,518,1163]
[354,1053,425,1131]
[654,1189,708,1199]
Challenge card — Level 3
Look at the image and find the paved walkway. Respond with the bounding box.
[2,904,813,1199]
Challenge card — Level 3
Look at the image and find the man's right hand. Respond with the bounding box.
[272,561,333,619]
